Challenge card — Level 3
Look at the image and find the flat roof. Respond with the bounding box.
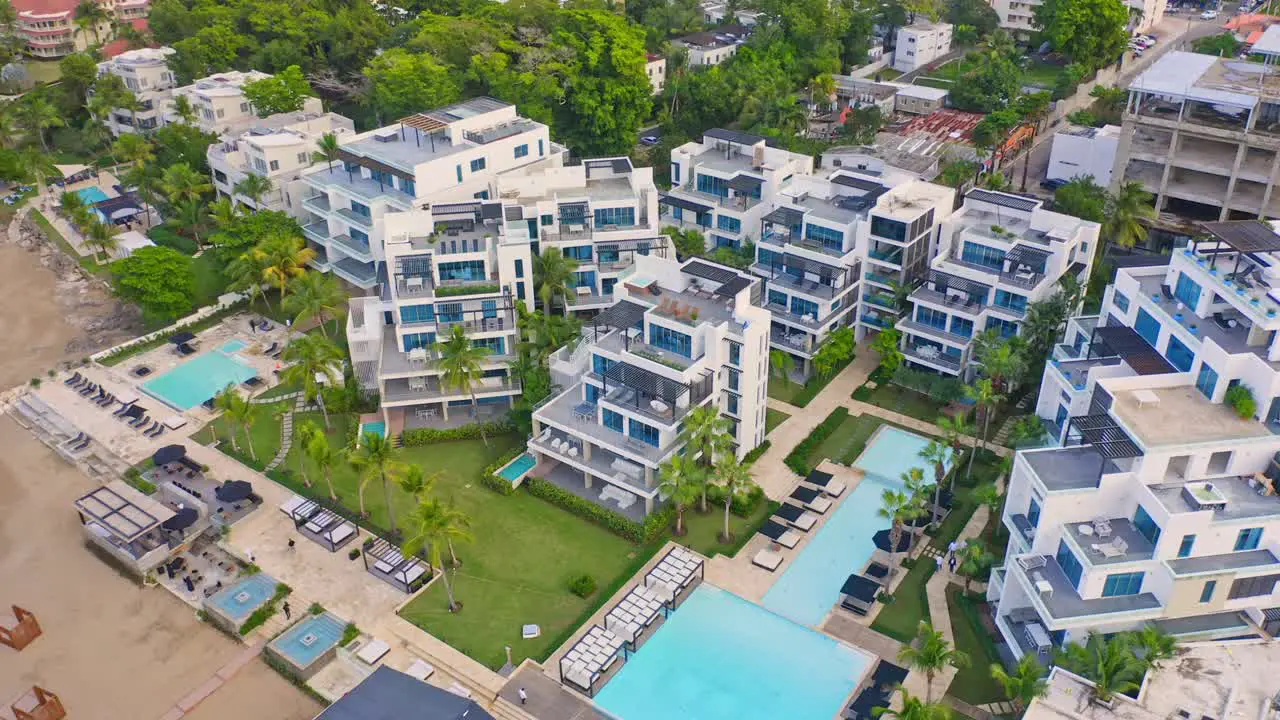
[1022,446,1112,491]
[1109,384,1274,447]
[1166,548,1280,575]
[74,480,174,542]
[1129,51,1270,107]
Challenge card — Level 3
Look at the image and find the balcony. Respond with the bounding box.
[899,319,974,347]
[383,375,517,405]
[911,286,985,314]
[1008,513,1036,545]
[760,230,793,248]
[1012,554,1162,623]
[862,291,897,311]
[395,276,433,299]
[302,194,331,213]
[534,385,679,467]
[331,258,378,288]
[864,271,896,287]
[542,225,593,242]
[903,344,961,372]
[336,207,374,229]
[790,237,848,259]
[435,277,501,298]
[1063,518,1156,565]
[436,313,513,335]
[869,247,904,266]
[771,327,814,354]
[766,302,824,330]
[861,313,895,330]
[329,233,374,263]
[302,222,329,243]
[565,289,615,309]
[763,270,840,300]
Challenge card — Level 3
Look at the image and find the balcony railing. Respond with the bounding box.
[302,194,331,213]
[903,344,962,371]
[869,247,904,265]
[336,207,374,229]
[329,233,373,263]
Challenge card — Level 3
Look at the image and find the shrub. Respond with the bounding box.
[123,467,157,495]
[567,573,597,598]
[341,623,361,646]
[347,548,361,560]
[435,283,499,297]
[783,407,849,476]
[1225,384,1257,420]
[742,440,771,466]
[148,223,199,254]
[478,447,524,496]
[308,602,325,615]
[400,419,515,446]
[706,482,766,517]
[239,583,291,636]
[524,476,646,542]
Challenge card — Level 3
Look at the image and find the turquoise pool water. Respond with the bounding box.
[596,585,869,720]
[761,426,943,626]
[361,421,386,438]
[220,339,248,354]
[142,348,259,410]
[75,186,109,204]
[207,574,277,624]
[497,452,536,481]
[269,612,345,669]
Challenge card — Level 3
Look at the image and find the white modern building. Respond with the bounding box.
[994,220,1280,662]
[662,129,814,252]
[208,111,356,213]
[528,254,770,519]
[495,157,663,312]
[172,71,325,136]
[892,21,953,74]
[96,47,176,135]
[1047,124,1121,186]
[700,1,764,26]
[301,97,563,291]
[673,25,750,67]
[645,53,666,95]
[898,189,1099,377]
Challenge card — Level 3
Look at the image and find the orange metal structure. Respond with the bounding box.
[0,606,42,651]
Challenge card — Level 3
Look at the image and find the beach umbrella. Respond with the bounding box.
[168,331,195,345]
[872,529,912,553]
[215,480,253,502]
[162,507,198,531]
[152,444,186,466]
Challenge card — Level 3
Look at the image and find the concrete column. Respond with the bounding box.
[644,495,654,514]
[583,443,593,461]
[1154,129,1179,212]
[1222,142,1249,221]
[645,466,655,489]
[1109,118,1137,194]
[584,470,592,489]
[441,403,449,421]
[1260,151,1280,219]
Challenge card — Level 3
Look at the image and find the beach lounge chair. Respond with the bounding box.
[264,342,279,355]
[789,486,832,514]
[79,383,97,397]
[130,414,150,428]
[113,402,132,416]
[64,371,81,386]
[758,520,801,549]
[840,574,880,615]
[752,548,783,572]
[774,503,818,531]
[864,562,890,585]
[805,469,846,497]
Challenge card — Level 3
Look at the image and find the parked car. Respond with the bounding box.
[1041,178,1069,191]
[1166,6,1179,13]
[1201,9,1219,19]
[640,135,659,146]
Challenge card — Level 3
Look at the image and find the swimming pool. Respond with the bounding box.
[75,186,109,204]
[269,612,345,670]
[206,573,278,624]
[762,425,943,626]
[220,339,249,354]
[596,585,870,720]
[361,421,386,438]
[142,348,259,410]
[497,452,536,482]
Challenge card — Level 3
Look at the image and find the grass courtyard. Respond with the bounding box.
[945,586,1006,705]
[765,408,790,434]
[924,54,1068,91]
[853,382,949,424]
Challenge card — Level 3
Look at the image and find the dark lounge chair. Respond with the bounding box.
[804,469,846,496]
[758,520,800,549]
[864,562,890,584]
[774,503,818,531]
[79,383,98,397]
[263,342,279,355]
[244,377,264,388]
[789,486,832,513]
[113,402,132,417]
[177,343,197,356]
[64,371,82,386]
[840,574,880,616]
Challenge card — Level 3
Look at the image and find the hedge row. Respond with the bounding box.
[783,407,849,476]
[239,582,292,636]
[478,446,524,496]
[742,440,771,466]
[400,419,514,446]
[523,476,673,544]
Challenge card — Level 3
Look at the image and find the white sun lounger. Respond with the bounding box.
[355,638,389,665]
[752,548,783,572]
[405,658,434,681]
[804,495,833,514]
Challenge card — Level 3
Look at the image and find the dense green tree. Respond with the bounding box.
[59,52,99,110]
[150,124,219,173]
[170,24,252,82]
[241,65,312,116]
[1193,32,1242,57]
[1053,176,1108,222]
[946,0,1000,37]
[550,10,652,155]
[842,105,883,144]
[1034,0,1129,70]
[364,48,461,122]
[111,246,196,322]
[949,47,1022,112]
[0,0,21,67]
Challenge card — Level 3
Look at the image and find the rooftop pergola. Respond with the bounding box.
[1066,413,1143,460]
[1089,325,1177,376]
[1193,220,1280,275]
[74,481,173,542]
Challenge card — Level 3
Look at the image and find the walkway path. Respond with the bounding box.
[155,640,266,720]
[264,394,306,472]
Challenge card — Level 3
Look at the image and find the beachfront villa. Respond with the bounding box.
[72,479,207,576]
[526,254,770,519]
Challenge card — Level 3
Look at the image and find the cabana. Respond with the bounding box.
[279,495,358,552]
[840,574,881,616]
[362,537,431,593]
[558,625,625,697]
[604,583,665,648]
[643,545,704,607]
[872,529,912,553]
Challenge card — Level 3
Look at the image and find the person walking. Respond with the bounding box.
[935,554,944,572]
[518,688,528,706]
[282,601,292,620]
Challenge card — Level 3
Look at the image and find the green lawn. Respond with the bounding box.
[1024,58,1068,88]
[922,54,1066,91]
[680,500,777,558]
[191,253,228,308]
[30,209,107,278]
[804,413,927,470]
[870,559,935,643]
[766,358,852,408]
[945,587,1007,705]
[191,399,291,470]
[855,383,948,423]
[765,408,790,435]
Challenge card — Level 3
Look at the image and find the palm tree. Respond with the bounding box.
[295,420,320,487]
[918,441,949,528]
[965,378,1005,455]
[1104,181,1156,250]
[17,99,63,152]
[218,388,257,461]
[112,132,153,169]
[873,687,952,720]
[305,430,339,501]
[280,334,344,428]
[899,622,969,703]
[437,501,471,568]
[212,385,242,453]
[681,405,732,511]
[878,488,916,573]
[533,246,578,315]
[973,331,1024,394]
[397,463,436,502]
[59,190,92,227]
[283,271,346,336]
[118,93,143,133]
[402,497,472,612]
[313,132,341,172]
[161,162,212,207]
[123,163,161,228]
[171,94,197,125]
[658,455,702,535]
[714,455,755,543]
[347,430,404,529]
[83,219,119,263]
[1057,634,1146,704]
[435,324,492,445]
[227,250,272,309]
[955,540,994,590]
[991,655,1048,714]
[174,197,208,247]
[74,0,108,45]
[252,232,315,303]
[17,148,56,202]
[233,174,273,211]
[769,349,795,381]
[208,196,238,228]
[0,108,19,150]
[937,412,977,484]
[1132,625,1177,671]
[973,482,1003,540]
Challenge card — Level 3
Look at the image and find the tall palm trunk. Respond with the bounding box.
[931,470,943,527]
[470,391,488,447]
[244,427,257,460]
[298,450,311,487]
[722,494,733,541]
[441,566,458,611]
[381,471,398,534]
[448,539,459,567]
[324,468,336,501]
[890,520,903,572]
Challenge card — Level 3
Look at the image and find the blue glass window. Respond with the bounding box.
[563,245,593,262]
[471,336,504,354]
[541,214,553,226]
[713,235,737,248]
[649,324,693,357]
[1178,534,1196,558]
[1113,291,1130,313]
[870,216,906,241]
[727,394,739,415]
[602,408,624,433]
[951,317,974,338]
[1196,363,1218,399]
[482,299,497,319]
[791,297,819,320]
[401,177,415,196]
[349,228,370,246]
[696,173,729,197]
[1135,308,1161,347]
[1165,335,1194,373]
[1200,580,1217,602]
[806,223,844,251]
[1133,505,1162,545]
[350,201,370,218]
[571,270,596,289]
[629,419,660,447]
[1028,497,1040,527]
[986,316,1019,338]
[1175,273,1202,308]
[594,207,636,228]
[592,354,614,376]
[728,369,740,391]
[1056,539,1083,589]
[455,164,462,182]
[514,144,529,159]
[585,384,600,403]
[718,215,741,233]
[370,169,393,187]
[994,290,1028,312]
[400,304,435,324]
[470,157,486,172]
[962,241,1005,270]
[516,282,526,300]
[538,139,544,156]
[436,302,462,322]
[402,332,435,351]
[1102,572,1145,597]
[729,342,741,366]
[672,162,681,185]
[768,289,787,307]
[514,259,524,279]
[438,260,486,281]
[916,306,948,330]
[758,247,783,267]
[1235,527,1264,551]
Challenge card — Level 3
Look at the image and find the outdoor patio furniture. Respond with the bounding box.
[521,624,541,639]
[752,549,783,571]
[804,469,846,497]
[758,520,800,549]
[774,503,817,531]
[64,371,81,386]
[789,486,832,514]
[355,638,390,665]
[264,342,279,355]
[405,659,434,681]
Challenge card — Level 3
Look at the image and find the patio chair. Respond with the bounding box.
[64,371,82,386]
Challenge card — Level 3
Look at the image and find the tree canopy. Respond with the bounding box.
[1034,0,1130,70]
[242,65,313,116]
[111,246,196,323]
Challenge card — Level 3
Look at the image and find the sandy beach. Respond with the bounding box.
[0,232,321,720]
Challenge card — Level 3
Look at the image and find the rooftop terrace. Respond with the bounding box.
[1022,446,1117,492]
[1150,475,1280,521]
[1109,384,1273,447]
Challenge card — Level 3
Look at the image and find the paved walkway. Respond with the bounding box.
[920,505,991,702]
[155,640,265,720]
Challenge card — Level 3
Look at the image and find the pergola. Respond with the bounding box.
[1089,325,1176,376]
[1193,220,1280,277]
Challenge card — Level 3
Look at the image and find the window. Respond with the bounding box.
[950,317,974,338]
[585,384,600,403]
[602,408,624,433]
[593,207,635,228]
[401,178,415,196]
[482,299,497,319]
[436,302,463,322]
[1135,308,1161,347]
[538,139,544,157]
[768,289,787,307]
[541,214,553,226]
[986,316,1019,338]
[1177,534,1196,558]
[438,260,485,281]
[713,235,737,249]
[563,245,593,262]
[727,394,739,415]
[791,297,819,320]
[1133,505,1162,545]
[916,306,948,330]
[455,164,463,183]
[870,216,906,242]
[1175,273,1202,308]
[717,215,742,233]
[961,241,1005,270]
[729,342,741,366]
[514,259,524,279]
[298,152,309,165]
[1027,497,1040,527]
[696,173,730,197]
[629,419,660,447]
[470,157,486,172]
[269,159,280,171]
[728,369,740,391]
[1200,580,1217,602]
[350,201,370,218]
[400,304,435,324]
[806,223,844,251]
[1196,363,1218,399]
[1165,335,1195,373]
[472,336,504,354]
[571,270,595,289]
[592,354,614,376]
[994,289,1028,312]
[1235,527,1264,551]
[1056,539,1083,589]
[672,162,681,185]
[401,332,435,351]
[1227,574,1279,600]
[514,144,529,159]
[649,324,693,358]
[1102,572,1145,597]
[516,282,526,300]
